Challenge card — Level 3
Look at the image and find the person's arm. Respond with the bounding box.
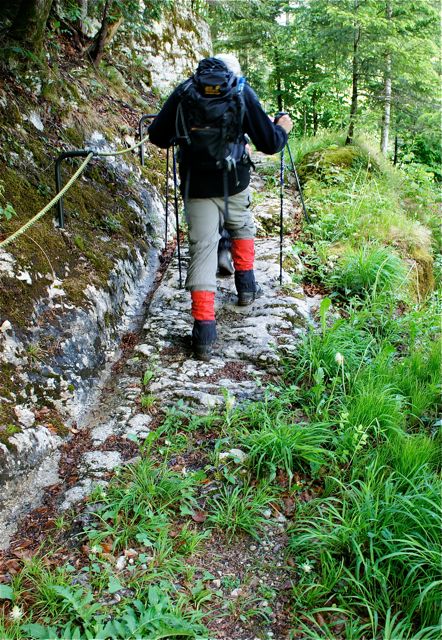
[148,88,181,149]
[242,84,290,154]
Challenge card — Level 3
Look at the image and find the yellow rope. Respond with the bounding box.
[0,153,94,249]
[92,133,150,157]
[0,129,154,249]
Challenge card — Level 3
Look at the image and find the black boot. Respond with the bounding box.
[192,320,217,361]
[235,270,263,306]
[217,229,234,276]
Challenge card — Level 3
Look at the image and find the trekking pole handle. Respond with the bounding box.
[274,111,289,124]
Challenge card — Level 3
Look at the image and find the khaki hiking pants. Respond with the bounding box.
[185,187,255,292]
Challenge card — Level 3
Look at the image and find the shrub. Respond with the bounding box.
[240,419,331,480]
[327,244,409,300]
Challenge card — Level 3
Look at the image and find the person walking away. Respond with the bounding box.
[148,53,292,360]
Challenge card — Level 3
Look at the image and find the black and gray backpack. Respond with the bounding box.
[175,57,249,205]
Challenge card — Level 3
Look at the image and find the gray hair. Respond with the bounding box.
[214,53,242,77]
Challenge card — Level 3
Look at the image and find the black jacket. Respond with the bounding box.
[148,80,288,198]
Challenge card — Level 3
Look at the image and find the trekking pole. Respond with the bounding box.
[279,148,284,286]
[172,144,183,289]
[165,147,169,246]
[274,112,288,286]
[286,141,310,223]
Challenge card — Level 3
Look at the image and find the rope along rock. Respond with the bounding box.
[0,134,151,249]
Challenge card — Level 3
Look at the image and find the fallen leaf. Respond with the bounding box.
[191,511,207,523]
[283,496,296,517]
[315,612,326,627]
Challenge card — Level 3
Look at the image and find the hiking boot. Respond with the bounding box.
[217,249,234,277]
[192,319,217,361]
[193,343,213,362]
[237,283,263,306]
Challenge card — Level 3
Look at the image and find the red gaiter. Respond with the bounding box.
[231,238,255,271]
[191,291,215,320]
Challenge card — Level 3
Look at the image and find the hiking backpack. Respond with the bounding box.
[175,57,248,196]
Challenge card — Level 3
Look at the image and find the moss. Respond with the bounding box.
[24,137,49,166]
[298,144,378,182]
[0,424,22,451]
[0,101,22,127]
[409,247,435,298]
[74,235,85,251]
[64,127,85,149]
[63,271,90,305]
[103,310,114,328]
[45,414,69,437]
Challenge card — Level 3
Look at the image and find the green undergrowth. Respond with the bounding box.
[290,132,439,297]
[279,132,441,637]
[1,133,440,639]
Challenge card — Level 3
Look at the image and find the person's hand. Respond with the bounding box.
[275,114,293,134]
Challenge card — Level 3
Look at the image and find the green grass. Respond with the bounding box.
[86,457,203,550]
[289,461,441,633]
[326,244,409,300]
[207,483,277,541]
[289,132,436,298]
[239,419,331,480]
[284,132,441,637]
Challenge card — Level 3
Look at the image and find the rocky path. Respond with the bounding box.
[1,159,315,550]
[56,235,311,491]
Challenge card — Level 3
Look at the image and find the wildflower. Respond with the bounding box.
[301,562,313,573]
[9,605,23,621]
[335,352,344,366]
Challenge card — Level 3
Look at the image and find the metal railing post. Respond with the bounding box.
[55,150,92,228]
[138,114,158,166]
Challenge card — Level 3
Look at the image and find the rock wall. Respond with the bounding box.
[0,134,167,487]
[0,9,212,493]
[120,9,211,95]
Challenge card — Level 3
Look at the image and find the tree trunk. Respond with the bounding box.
[87,0,122,68]
[346,0,360,145]
[312,89,318,136]
[380,0,392,155]
[393,134,398,165]
[7,0,54,55]
[79,0,88,35]
[274,46,283,111]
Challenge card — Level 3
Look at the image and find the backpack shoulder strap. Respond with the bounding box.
[235,77,246,139]
[175,78,194,144]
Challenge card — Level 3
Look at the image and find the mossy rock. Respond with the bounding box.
[0,424,22,451]
[409,247,435,298]
[297,145,378,182]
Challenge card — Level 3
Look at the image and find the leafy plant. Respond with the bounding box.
[21,586,207,639]
[207,483,277,540]
[0,202,17,221]
[240,419,331,480]
[289,462,441,630]
[86,458,202,549]
[327,244,409,300]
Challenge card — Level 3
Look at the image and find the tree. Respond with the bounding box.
[2,0,54,58]
[86,0,123,68]
[85,0,173,67]
[346,0,360,144]
[380,0,392,154]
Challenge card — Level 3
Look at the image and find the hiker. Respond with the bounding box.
[148,53,292,360]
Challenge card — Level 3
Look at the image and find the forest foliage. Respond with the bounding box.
[206,0,440,174]
[0,0,439,175]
